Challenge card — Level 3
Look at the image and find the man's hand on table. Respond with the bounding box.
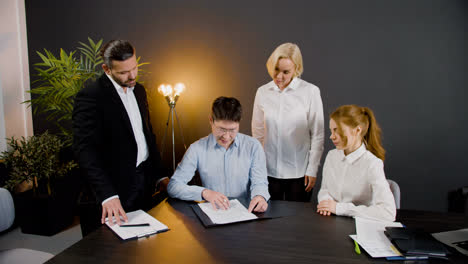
[248,195,268,213]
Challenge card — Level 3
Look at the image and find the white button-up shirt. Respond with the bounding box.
[318,144,396,222]
[106,74,149,167]
[101,75,150,205]
[252,78,324,179]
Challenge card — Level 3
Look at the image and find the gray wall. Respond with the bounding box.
[25,0,468,212]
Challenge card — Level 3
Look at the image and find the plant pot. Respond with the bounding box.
[13,172,80,236]
[14,191,73,236]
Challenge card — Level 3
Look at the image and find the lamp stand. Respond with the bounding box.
[160,100,186,172]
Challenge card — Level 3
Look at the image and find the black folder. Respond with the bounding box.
[385,227,449,257]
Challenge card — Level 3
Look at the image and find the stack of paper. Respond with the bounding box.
[350,217,403,258]
[198,199,257,224]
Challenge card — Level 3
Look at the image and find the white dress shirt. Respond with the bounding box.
[317,144,396,222]
[252,77,324,179]
[102,74,149,205]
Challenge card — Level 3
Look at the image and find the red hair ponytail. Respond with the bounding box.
[331,105,385,160]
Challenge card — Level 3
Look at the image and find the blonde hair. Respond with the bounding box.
[266,43,303,79]
[331,105,385,160]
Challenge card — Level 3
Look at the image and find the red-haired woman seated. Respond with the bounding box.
[317,105,396,221]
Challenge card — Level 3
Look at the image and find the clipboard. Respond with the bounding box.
[105,209,169,240]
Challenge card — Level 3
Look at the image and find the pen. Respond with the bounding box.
[354,241,361,255]
[387,256,428,260]
[120,223,150,227]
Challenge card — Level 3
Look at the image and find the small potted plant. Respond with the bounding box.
[1,131,78,236]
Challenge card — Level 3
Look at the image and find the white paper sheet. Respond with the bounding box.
[355,217,403,242]
[350,234,401,258]
[198,199,257,224]
[351,217,403,258]
[105,209,169,240]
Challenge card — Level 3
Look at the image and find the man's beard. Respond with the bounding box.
[112,74,135,88]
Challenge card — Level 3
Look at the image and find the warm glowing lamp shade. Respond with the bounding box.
[174,83,185,96]
[158,84,172,96]
[158,83,185,106]
[158,83,187,171]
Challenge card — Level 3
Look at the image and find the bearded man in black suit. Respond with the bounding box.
[73,40,168,232]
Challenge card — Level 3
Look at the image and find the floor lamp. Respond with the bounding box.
[158,83,187,171]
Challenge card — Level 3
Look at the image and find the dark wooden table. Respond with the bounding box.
[46,199,468,264]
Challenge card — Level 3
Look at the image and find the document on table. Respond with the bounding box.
[432,228,468,256]
[198,199,257,224]
[350,217,403,258]
[105,209,169,240]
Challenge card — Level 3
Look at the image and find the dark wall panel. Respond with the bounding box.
[25,0,468,212]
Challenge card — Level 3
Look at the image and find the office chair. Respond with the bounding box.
[0,188,14,232]
[448,186,468,215]
[387,180,401,209]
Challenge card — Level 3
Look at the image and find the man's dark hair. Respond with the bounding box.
[100,40,135,68]
[211,96,242,122]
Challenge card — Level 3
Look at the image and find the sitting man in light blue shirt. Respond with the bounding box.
[167,96,270,212]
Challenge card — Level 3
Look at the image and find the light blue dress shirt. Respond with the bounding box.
[167,133,270,202]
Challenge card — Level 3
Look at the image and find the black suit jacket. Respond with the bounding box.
[73,74,166,210]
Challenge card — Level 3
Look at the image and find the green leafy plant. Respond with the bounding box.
[1,131,77,196]
[23,38,103,146]
[24,37,149,146]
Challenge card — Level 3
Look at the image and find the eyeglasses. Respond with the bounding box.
[213,125,238,135]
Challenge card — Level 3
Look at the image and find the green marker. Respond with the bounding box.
[354,241,361,254]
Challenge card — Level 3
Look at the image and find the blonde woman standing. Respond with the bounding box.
[252,43,324,202]
[317,105,396,221]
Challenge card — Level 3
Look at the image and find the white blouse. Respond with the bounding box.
[252,78,324,179]
[318,144,396,222]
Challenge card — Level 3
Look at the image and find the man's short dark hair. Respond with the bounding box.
[211,97,242,122]
[100,40,135,68]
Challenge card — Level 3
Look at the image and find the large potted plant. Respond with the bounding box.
[24,38,149,146]
[24,38,104,146]
[1,132,78,236]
